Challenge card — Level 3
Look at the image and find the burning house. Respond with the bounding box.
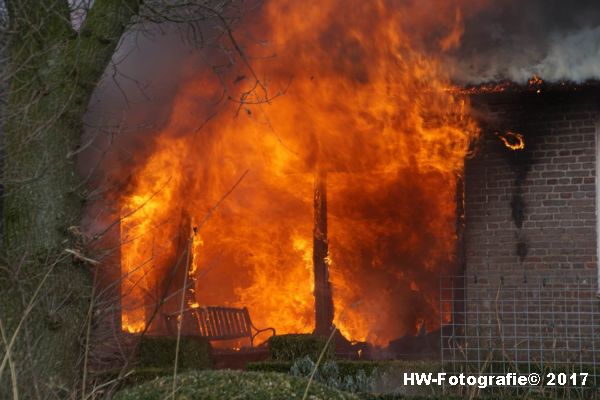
[80,0,600,372]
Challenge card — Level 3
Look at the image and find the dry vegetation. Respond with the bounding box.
[0,1,270,398]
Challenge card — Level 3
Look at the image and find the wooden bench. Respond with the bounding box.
[163,306,275,347]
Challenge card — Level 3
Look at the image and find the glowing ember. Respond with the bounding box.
[496,131,525,151]
[528,74,543,93]
[528,75,543,86]
[116,0,480,345]
[453,82,511,95]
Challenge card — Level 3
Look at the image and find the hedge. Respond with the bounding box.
[94,367,173,389]
[246,360,291,373]
[113,369,573,400]
[114,369,359,399]
[137,335,213,370]
[268,334,334,361]
[247,360,443,376]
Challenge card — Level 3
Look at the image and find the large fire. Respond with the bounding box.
[115,0,480,345]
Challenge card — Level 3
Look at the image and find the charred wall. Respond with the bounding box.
[465,88,600,280]
[456,88,600,363]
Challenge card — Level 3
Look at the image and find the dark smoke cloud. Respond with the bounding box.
[445,0,600,83]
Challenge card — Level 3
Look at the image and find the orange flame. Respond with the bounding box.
[496,131,525,151]
[116,0,480,344]
[528,74,543,93]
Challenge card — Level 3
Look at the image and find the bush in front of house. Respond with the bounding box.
[137,335,213,370]
[95,366,173,389]
[249,358,447,397]
[247,360,442,381]
[246,360,292,373]
[290,356,375,393]
[95,336,215,391]
[268,333,334,361]
[114,369,359,400]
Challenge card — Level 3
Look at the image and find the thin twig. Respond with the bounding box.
[302,327,337,400]
[0,319,18,400]
[171,235,193,399]
[64,248,100,266]
[81,268,98,400]
[195,169,249,230]
[0,260,57,381]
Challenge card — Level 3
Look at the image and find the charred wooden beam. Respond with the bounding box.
[313,169,334,336]
[167,214,198,312]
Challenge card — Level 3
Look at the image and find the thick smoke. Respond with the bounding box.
[445,0,600,83]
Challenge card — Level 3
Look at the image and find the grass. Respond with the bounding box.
[247,360,443,376]
[114,369,359,400]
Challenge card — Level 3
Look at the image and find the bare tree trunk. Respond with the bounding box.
[0,0,141,397]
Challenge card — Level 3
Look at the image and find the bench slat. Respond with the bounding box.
[220,308,230,336]
[199,308,208,336]
[229,311,239,335]
[229,310,240,335]
[162,306,273,344]
[208,309,218,337]
[212,308,225,337]
[213,310,221,336]
[242,308,252,333]
[202,308,213,337]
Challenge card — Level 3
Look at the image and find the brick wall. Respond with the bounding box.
[450,89,600,365]
[465,89,600,280]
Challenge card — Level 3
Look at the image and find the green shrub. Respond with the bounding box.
[247,360,441,377]
[114,369,359,399]
[137,335,213,370]
[249,359,448,397]
[268,334,334,361]
[289,356,377,394]
[95,367,173,388]
[246,361,292,373]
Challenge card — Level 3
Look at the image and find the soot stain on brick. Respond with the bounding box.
[516,235,528,261]
[510,194,525,229]
[496,129,536,262]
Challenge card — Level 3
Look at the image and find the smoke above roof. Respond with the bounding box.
[443,0,600,84]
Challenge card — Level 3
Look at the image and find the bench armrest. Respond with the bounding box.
[250,324,276,347]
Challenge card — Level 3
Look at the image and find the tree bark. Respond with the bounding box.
[0,0,141,396]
